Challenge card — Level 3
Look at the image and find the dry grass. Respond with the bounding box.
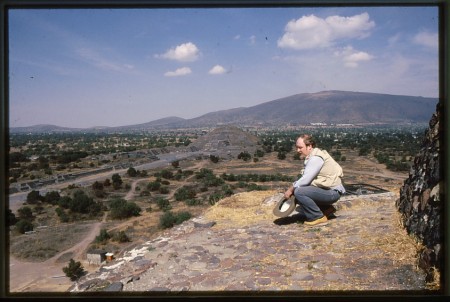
[203,190,279,229]
[10,223,93,261]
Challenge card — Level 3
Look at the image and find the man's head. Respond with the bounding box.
[296,134,315,158]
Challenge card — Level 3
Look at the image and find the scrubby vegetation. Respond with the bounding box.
[8,125,427,262]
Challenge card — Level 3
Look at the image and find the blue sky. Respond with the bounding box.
[8,6,439,128]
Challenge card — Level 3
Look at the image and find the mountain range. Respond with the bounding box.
[10,90,438,133]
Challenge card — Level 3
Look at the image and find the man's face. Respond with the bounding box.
[296,138,312,158]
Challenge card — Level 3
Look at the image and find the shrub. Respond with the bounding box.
[161,169,174,179]
[17,206,33,220]
[185,198,202,206]
[43,191,61,205]
[112,231,130,243]
[70,190,102,216]
[55,207,70,223]
[127,167,138,177]
[237,151,252,161]
[15,219,34,234]
[209,193,224,205]
[147,181,161,191]
[159,211,192,229]
[156,197,171,212]
[95,229,111,243]
[174,186,196,201]
[26,190,42,204]
[63,259,85,281]
[159,186,170,194]
[92,181,104,191]
[58,196,72,209]
[159,211,176,229]
[109,198,141,219]
[112,173,123,189]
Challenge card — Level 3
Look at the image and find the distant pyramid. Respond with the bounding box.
[192,125,259,152]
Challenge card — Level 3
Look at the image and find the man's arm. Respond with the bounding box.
[285,156,324,198]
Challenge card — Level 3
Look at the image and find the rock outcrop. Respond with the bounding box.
[396,102,443,283]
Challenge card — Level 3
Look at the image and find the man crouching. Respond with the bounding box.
[284,134,345,226]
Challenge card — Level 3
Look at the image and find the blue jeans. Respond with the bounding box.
[293,186,341,221]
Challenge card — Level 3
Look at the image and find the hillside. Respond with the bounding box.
[179,90,437,127]
[9,90,438,133]
[69,191,429,293]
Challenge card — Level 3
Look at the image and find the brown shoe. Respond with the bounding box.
[321,205,337,218]
[304,215,328,226]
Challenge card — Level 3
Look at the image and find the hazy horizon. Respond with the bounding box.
[9,6,439,128]
[9,89,439,129]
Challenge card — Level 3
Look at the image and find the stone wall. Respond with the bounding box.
[396,102,443,283]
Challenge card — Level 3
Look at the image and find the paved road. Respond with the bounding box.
[8,151,204,212]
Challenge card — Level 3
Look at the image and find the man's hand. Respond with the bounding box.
[284,186,294,199]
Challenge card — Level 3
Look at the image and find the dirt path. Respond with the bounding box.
[9,212,108,293]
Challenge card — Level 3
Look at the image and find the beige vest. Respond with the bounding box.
[309,148,343,189]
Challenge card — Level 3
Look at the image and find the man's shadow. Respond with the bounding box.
[273,213,305,225]
[273,212,337,225]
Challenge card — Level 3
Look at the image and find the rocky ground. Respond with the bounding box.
[67,190,440,297]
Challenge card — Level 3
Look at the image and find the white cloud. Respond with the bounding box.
[413,31,438,49]
[250,35,256,45]
[334,46,374,68]
[164,67,192,77]
[156,42,200,62]
[278,12,375,50]
[208,65,227,75]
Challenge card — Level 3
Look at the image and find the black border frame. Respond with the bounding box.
[1,0,448,300]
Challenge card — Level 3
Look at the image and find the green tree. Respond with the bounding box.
[92,181,104,191]
[70,190,102,215]
[237,151,252,161]
[156,197,171,212]
[15,219,34,234]
[17,206,33,220]
[26,190,41,204]
[255,149,265,157]
[127,167,137,177]
[43,191,61,205]
[63,259,85,281]
[103,178,111,187]
[161,169,174,180]
[109,198,141,219]
[58,196,72,209]
[147,181,161,191]
[209,155,220,163]
[174,186,196,201]
[112,173,123,189]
